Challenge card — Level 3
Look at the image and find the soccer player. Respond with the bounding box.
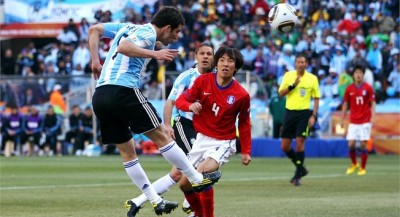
[175,46,252,217]
[278,55,320,186]
[88,6,220,216]
[340,65,376,176]
[124,42,214,217]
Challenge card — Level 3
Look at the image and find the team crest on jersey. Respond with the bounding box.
[227,95,235,104]
[362,90,366,96]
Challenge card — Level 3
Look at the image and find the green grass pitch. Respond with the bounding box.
[1,154,399,217]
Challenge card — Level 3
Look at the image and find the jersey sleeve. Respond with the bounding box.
[311,76,321,98]
[168,73,188,101]
[102,23,127,38]
[238,94,252,156]
[278,73,289,92]
[124,27,156,48]
[367,84,375,102]
[175,75,202,111]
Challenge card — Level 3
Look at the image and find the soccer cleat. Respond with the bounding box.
[124,200,141,217]
[357,169,366,176]
[290,166,309,183]
[346,163,359,175]
[153,199,179,215]
[182,202,193,215]
[292,178,301,186]
[192,170,222,192]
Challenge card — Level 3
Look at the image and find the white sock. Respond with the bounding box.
[182,198,190,208]
[123,159,162,205]
[132,173,176,206]
[159,142,203,184]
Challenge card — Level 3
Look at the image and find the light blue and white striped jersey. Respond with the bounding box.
[96,23,156,89]
[168,67,201,120]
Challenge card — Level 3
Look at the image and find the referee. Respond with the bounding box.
[278,54,320,186]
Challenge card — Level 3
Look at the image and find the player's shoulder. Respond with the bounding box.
[233,80,251,98]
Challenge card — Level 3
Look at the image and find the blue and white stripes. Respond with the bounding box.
[123,159,139,169]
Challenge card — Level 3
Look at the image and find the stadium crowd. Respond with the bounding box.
[0,0,399,156]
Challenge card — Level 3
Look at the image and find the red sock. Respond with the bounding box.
[200,187,214,217]
[349,149,357,165]
[184,191,203,216]
[360,150,368,169]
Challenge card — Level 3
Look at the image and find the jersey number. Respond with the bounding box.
[212,103,220,116]
[355,96,364,105]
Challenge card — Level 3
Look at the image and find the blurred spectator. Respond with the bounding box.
[79,18,90,41]
[80,107,94,149]
[49,84,66,114]
[21,88,39,107]
[387,64,400,98]
[72,39,90,69]
[365,39,383,79]
[22,106,43,156]
[376,13,395,34]
[1,49,16,75]
[42,106,62,156]
[57,26,78,46]
[277,44,295,76]
[1,106,23,157]
[338,70,353,99]
[264,43,280,79]
[268,84,286,138]
[16,49,34,75]
[337,10,360,35]
[143,80,162,100]
[241,42,257,70]
[64,105,83,155]
[252,48,266,77]
[329,45,347,75]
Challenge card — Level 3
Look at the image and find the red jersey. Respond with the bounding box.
[175,73,252,155]
[343,82,375,124]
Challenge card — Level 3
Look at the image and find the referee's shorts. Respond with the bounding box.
[172,116,197,155]
[280,109,312,139]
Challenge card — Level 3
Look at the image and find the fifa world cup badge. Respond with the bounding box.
[300,88,306,97]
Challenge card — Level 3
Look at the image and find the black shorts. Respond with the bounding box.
[172,116,196,154]
[92,85,162,144]
[280,109,311,139]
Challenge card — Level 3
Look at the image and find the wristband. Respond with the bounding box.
[288,84,295,91]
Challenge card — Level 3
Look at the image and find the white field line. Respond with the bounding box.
[0,174,344,191]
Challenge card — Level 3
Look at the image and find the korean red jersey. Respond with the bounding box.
[343,82,375,124]
[175,73,252,155]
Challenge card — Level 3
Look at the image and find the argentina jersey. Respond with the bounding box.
[168,67,201,120]
[96,23,157,89]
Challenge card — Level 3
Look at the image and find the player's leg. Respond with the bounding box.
[172,116,196,215]
[346,124,359,175]
[92,86,179,216]
[125,167,180,215]
[357,123,372,176]
[280,110,297,167]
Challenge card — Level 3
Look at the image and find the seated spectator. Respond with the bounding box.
[64,105,83,155]
[42,106,62,156]
[1,106,23,157]
[22,106,43,156]
[79,106,94,152]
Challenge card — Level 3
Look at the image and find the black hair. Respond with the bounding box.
[214,46,244,76]
[295,54,308,62]
[352,65,365,74]
[151,6,185,31]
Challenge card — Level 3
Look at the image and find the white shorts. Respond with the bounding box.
[188,133,237,168]
[346,123,372,141]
